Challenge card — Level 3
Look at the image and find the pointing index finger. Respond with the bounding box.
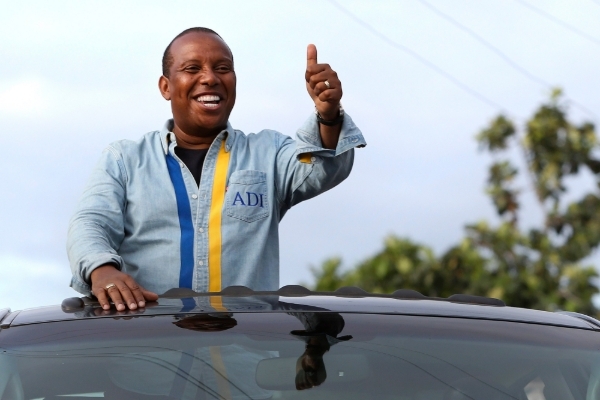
[307,44,317,67]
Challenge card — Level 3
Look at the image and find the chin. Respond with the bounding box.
[186,116,226,133]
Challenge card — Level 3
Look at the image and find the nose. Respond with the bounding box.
[199,67,218,86]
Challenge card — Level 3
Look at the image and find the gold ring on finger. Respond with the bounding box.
[324,80,330,89]
[105,283,116,290]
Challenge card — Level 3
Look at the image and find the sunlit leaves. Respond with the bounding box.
[486,161,519,219]
[524,96,596,202]
[310,258,344,292]
[476,115,516,152]
[557,195,600,262]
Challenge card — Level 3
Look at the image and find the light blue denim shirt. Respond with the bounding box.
[67,113,365,295]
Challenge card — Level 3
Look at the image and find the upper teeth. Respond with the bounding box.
[198,95,220,102]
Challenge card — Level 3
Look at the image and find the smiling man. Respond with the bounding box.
[67,27,366,311]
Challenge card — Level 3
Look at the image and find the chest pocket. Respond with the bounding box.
[226,170,269,223]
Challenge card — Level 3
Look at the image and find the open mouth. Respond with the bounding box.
[196,95,221,109]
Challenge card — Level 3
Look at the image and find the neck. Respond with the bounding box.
[172,125,223,150]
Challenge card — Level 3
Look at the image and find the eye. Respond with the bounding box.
[184,65,200,73]
[216,65,232,73]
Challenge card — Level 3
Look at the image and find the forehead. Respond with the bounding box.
[170,32,233,62]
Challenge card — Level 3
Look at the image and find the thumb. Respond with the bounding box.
[307,44,317,67]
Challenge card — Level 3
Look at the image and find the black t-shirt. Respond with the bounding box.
[174,147,209,187]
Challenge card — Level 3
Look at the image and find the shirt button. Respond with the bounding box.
[191,194,198,199]
[198,260,204,266]
[198,228,204,233]
[311,156,317,162]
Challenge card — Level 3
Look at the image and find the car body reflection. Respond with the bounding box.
[283,305,353,390]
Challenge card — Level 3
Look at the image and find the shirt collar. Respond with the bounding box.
[160,119,235,155]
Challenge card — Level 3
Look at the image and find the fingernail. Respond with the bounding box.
[130,303,136,309]
[139,301,145,307]
[103,304,109,310]
[117,304,124,311]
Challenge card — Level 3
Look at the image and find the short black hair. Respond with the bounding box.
[162,27,228,77]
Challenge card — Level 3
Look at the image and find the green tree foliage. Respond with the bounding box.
[311,91,600,316]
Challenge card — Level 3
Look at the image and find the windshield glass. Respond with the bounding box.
[1,309,599,400]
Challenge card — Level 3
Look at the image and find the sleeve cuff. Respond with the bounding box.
[70,276,92,296]
[295,111,366,158]
[76,254,124,288]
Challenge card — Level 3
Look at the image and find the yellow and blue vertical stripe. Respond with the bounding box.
[166,139,230,291]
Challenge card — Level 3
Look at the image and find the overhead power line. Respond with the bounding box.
[418,0,597,121]
[514,0,600,48]
[325,0,506,112]
[418,0,549,88]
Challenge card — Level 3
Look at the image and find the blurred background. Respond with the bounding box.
[1,0,600,311]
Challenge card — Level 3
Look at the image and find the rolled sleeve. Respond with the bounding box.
[275,112,366,210]
[295,112,366,158]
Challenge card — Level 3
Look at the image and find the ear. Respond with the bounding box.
[158,75,171,100]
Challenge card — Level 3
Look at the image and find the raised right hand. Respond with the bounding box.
[90,265,158,311]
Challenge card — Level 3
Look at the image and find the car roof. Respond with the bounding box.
[1,285,599,331]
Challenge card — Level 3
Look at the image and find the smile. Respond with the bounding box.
[196,95,221,109]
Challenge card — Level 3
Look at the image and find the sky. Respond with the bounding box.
[1,0,600,310]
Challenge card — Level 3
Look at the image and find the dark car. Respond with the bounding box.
[1,285,600,399]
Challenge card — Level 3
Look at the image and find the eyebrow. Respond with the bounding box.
[178,56,233,65]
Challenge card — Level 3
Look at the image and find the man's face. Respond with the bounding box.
[159,32,236,137]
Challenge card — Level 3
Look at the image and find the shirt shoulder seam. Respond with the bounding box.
[105,144,128,184]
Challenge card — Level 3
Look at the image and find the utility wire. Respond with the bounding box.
[325,0,507,113]
[418,0,549,88]
[514,0,600,48]
[418,0,597,121]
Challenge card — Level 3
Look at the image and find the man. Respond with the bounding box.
[67,27,365,311]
